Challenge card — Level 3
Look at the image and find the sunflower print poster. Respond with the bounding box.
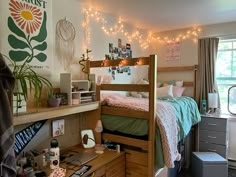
[6,0,51,72]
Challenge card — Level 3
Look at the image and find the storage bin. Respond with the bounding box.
[192,152,228,177]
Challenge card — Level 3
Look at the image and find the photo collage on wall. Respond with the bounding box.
[106,39,132,80]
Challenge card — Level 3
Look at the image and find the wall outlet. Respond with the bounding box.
[52,119,65,137]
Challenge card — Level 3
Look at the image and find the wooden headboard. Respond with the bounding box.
[157,65,198,99]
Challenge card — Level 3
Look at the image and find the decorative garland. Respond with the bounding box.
[83,8,201,49]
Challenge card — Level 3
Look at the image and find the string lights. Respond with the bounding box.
[82,8,202,49]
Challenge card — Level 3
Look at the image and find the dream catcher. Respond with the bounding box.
[55,17,76,70]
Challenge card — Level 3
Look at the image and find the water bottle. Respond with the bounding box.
[201,99,207,114]
[50,139,60,169]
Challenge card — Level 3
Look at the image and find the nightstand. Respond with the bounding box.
[198,114,228,158]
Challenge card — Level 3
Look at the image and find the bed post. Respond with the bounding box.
[148,54,157,177]
[85,61,102,144]
[193,65,198,101]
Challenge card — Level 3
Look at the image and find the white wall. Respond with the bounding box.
[153,21,236,68]
[51,0,153,86]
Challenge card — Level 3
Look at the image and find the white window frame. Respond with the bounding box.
[216,39,236,113]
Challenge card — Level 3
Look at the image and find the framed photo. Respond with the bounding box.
[52,119,65,137]
[55,93,68,105]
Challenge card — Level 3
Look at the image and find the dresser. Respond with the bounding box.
[199,114,228,158]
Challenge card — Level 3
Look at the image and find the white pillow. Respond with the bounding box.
[156,85,174,98]
[175,80,183,87]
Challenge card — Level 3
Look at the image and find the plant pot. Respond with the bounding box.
[48,97,61,107]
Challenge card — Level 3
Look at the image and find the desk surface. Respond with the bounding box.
[47,145,124,177]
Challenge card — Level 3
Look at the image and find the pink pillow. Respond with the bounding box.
[173,86,185,97]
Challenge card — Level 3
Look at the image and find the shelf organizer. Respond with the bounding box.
[60,73,95,105]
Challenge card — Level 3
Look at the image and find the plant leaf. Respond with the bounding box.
[34,53,47,62]
[9,51,30,62]
[8,35,29,49]
[8,17,26,39]
[33,42,47,51]
[31,11,47,42]
[19,78,28,100]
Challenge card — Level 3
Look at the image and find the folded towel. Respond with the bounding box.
[0,53,16,177]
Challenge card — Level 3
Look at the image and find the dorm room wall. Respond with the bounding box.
[0,0,154,154]
[152,21,236,75]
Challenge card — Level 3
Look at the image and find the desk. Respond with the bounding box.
[47,145,125,177]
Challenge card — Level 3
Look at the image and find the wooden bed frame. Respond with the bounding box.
[86,55,198,177]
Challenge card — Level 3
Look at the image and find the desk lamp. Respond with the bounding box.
[208,93,218,114]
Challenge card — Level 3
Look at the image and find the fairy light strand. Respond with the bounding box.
[82,8,202,49]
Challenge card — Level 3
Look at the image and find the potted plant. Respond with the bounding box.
[3,54,53,113]
[47,92,61,107]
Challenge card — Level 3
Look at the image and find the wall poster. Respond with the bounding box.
[6,0,51,74]
[166,41,181,61]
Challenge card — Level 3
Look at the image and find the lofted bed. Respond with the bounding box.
[87,54,201,177]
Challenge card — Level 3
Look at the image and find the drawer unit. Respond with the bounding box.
[199,115,228,158]
[199,130,226,145]
[199,142,226,158]
[105,154,125,177]
[124,148,148,177]
[92,153,125,177]
[199,117,227,132]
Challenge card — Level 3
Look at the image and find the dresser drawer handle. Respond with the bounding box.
[208,123,217,126]
[208,149,217,152]
[208,136,216,139]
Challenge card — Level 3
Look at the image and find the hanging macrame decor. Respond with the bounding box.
[55,17,76,70]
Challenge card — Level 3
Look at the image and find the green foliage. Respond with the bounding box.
[4,54,53,105]
[31,11,47,42]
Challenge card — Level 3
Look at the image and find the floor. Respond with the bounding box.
[177,168,236,177]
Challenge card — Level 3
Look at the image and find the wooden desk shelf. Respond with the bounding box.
[13,101,99,126]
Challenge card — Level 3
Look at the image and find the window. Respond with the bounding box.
[216,39,236,113]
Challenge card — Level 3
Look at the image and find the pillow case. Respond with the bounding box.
[156,85,173,98]
[175,80,183,87]
[173,86,185,97]
[159,80,183,87]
